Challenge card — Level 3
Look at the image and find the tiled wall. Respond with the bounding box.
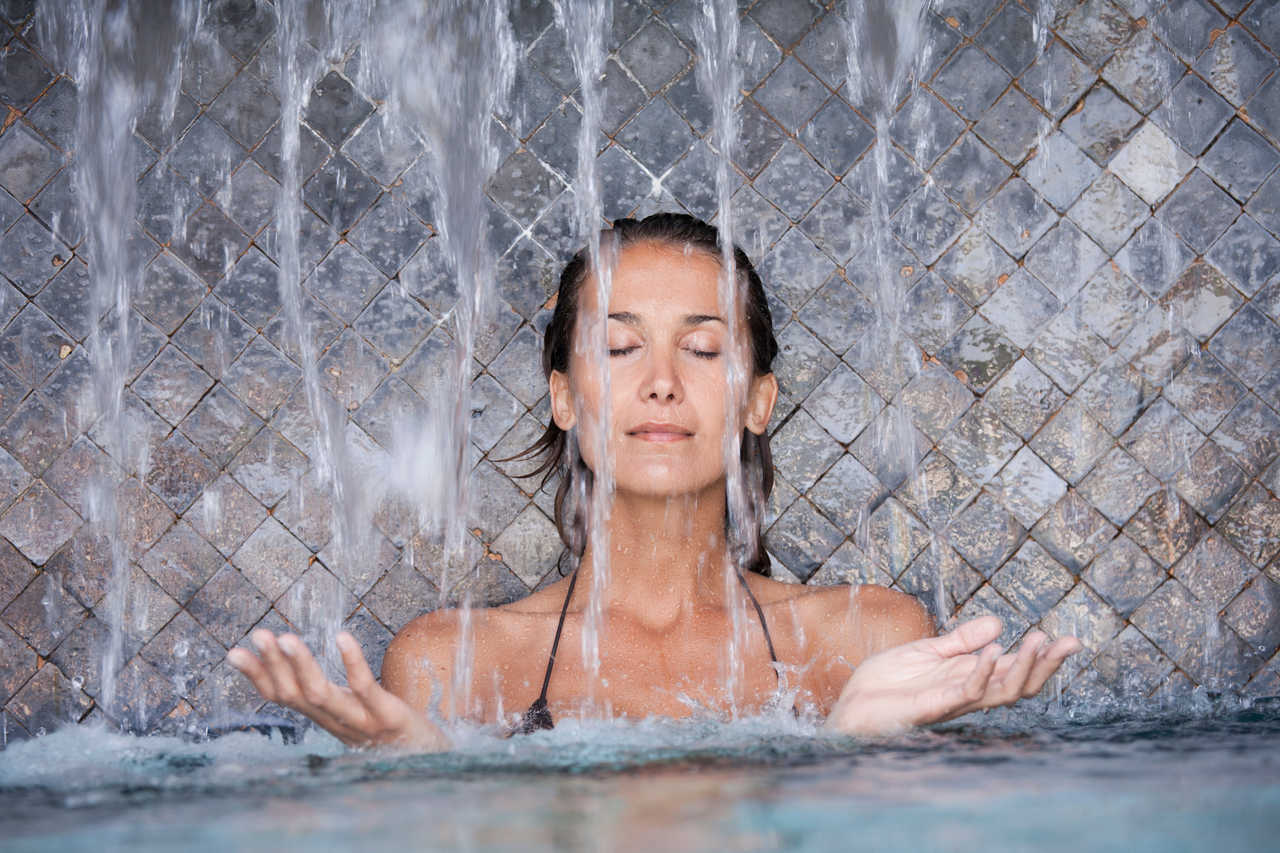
[0,0,1278,739]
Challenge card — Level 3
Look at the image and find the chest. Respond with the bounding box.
[468,606,836,722]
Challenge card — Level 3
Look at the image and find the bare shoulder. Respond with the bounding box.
[761,580,935,647]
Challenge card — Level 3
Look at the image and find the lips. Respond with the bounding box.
[627,421,693,442]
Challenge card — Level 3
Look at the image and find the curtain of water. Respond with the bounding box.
[843,0,936,618]
[367,0,514,718]
[693,0,753,715]
[37,0,198,729]
[552,0,615,712]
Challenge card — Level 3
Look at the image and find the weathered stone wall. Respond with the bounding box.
[0,0,1278,739]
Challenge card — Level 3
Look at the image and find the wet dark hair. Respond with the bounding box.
[512,212,779,577]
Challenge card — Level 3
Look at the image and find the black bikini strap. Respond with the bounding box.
[734,567,780,674]
[519,566,581,733]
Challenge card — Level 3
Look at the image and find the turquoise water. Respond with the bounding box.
[2,706,1278,852]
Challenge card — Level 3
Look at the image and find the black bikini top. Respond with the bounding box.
[517,566,782,734]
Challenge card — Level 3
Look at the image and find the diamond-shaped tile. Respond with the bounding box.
[934,226,1015,307]
[1026,308,1109,392]
[1039,584,1122,677]
[1030,400,1114,485]
[173,202,249,285]
[1194,24,1275,108]
[1210,304,1280,389]
[1062,85,1143,165]
[848,143,925,216]
[1207,216,1280,298]
[754,140,831,222]
[975,0,1038,76]
[1213,393,1280,475]
[938,313,1019,394]
[1102,28,1183,115]
[0,214,65,296]
[1084,533,1164,617]
[979,268,1060,349]
[946,490,1024,577]
[1121,396,1205,482]
[771,408,841,492]
[0,482,80,565]
[172,295,255,381]
[1124,486,1207,568]
[0,123,63,204]
[1069,171,1150,255]
[938,402,1023,486]
[1218,483,1280,568]
[986,357,1065,441]
[990,539,1075,622]
[1110,121,1194,206]
[890,89,965,170]
[932,45,1011,119]
[1224,574,1280,660]
[755,56,828,134]
[1158,169,1241,253]
[768,497,844,582]
[994,446,1069,529]
[891,182,967,265]
[1152,73,1233,156]
[1023,131,1101,215]
[802,96,874,176]
[973,88,1045,166]
[1030,489,1117,573]
[1022,38,1097,119]
[303,70,373,147]
[131,345,214,426]
[976,178,1057,258]
[933,133,1011,215]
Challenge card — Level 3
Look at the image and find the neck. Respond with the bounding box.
[574,482,736,618]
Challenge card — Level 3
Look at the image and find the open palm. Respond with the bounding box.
[826,616,1081,736]
[228,630,447,751]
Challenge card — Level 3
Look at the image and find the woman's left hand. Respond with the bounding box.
[825,616,1081,737]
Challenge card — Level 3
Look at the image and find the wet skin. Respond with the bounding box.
[228,242,1080,749]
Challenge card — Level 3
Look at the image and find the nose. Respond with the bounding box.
[640,349,682,403]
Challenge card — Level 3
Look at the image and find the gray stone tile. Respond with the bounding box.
[980,268,1061,349]
[169,114,247,197]
[755,56,828,134]
[131,345,214,426]
[252,121,332,186]
[1121,396,1204,482]
[956,582,1032,648]
[180,384,264,469]
[1218,482,1280,568]
[900,272,972,355]
[1113,219,1194,301]
[485,148,565,230]
[187,472,268,559]
[1084,533,1165,619]
[748,0,821,48]
[1158,169,1241,253]
[897,451,979,532]
[1059,0,1137,69]
[0,123,64,204]
[938,401,1023,486]
[1150,0,1226,62]
[172,202,249,285]
[1209,304,1280,389]
[849,403,930,491]
[616,97,696,176]
[934,226,1015,307]
[754,140,831,222]
[797,183,871,267]
[1075,355,1156,438]
[1023,37,1098,120]
[302,154,381,232]
[938,313,1019,394]
[773,320,838,403]
[1194,23,1275,108]
[0,302,71,394]
[991,538,1076,623]
[1073,262,1152,347]
[890,89,965,171]
[220,335,300,422]
[1062,85,1143,165]
[974,88,1045,166]
[1068,172,1149,255]
[1023,130,1102,214]
[897,540,984,626]
[1111,121,1194,207]
[1173,529,1255,613]
[303,70,373,147]
[1224,575,1280,660]
[139,519,224,606]
[1212,393,1280,475]
[1040,584,1123,680]
[891,183,967,265]
[186,563,270,648]
[801,363,881,446]
[1032,488,1118,574]
[1207,215,1280,298]
[1160,261,1242,342]
[932,44,1011,120]
[1124,486,1207,569]
[0,392,74,478]
[1152,73,1233,156]
[986,357,1065,441]
[172,295,256,382]
[7,657,93,732]
[0,213,64,296]
[1166,353,1247,435]
[1101,28,1183,114]
[144,431,217,515]
[770,408,841,492]
[795,276,875,358]
[802,96,874,176]
[849,143,925,217]
[1030,400,1114,485]
[0,482,79,565]
[808,452,884,533]
[792,9,847,89]
[994,445,1069,530]
[975,0,1038,76]
[0,41,51,111]
[946,490,1024,578]
[933,133,1011,214]
[976,178,1057,258]
[861,496,930,579]
[768,497,844,582]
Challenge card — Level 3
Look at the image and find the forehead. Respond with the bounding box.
[594,241,723,315]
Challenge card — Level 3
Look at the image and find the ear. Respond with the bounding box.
[548,369,577,431]
[744,372,777,436]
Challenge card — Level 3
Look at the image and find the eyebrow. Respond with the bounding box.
[607,312,726,326]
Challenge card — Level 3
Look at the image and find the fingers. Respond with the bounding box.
[1021,636,1083,698]
[338,631,378,696]
[252,629,304,705]
[924,615,1003,659]
[986,631,1045,706]
[959,642,1002,705]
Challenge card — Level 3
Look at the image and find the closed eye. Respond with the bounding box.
[688,349,720,360]
[609,345,639,357]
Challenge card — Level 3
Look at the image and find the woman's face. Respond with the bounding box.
[549,240,777,500]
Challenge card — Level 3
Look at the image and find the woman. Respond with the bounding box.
[228,214,1080,750]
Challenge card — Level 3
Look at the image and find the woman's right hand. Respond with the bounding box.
[227,629,449,752]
